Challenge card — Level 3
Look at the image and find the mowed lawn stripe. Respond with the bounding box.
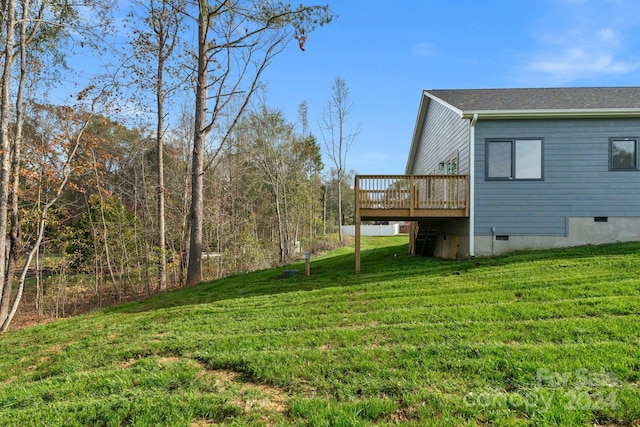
[0,236,638,426]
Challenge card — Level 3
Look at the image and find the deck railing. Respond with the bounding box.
[355,174,469,214]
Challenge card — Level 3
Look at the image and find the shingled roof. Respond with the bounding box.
[407,87,640,173]
[425,87,640,118]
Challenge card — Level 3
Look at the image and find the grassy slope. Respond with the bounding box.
[0,236,638,426]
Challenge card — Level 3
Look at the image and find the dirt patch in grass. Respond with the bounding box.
[387,405,420,423]
[147,358,292,425]
[210,368,290,415]
[45,344,66,353]
[157,356,181,365]
[9,311,54,331]
[106,332,120,342]
[190,420,217,427]
[120,359,136,369]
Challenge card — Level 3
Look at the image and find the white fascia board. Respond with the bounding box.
[405,92,430,174]
[424,91,464,117]
[461,108,640,119]
[405,91,466,174]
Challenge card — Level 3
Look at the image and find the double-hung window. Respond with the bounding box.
[486,138,543,180]
[609,137,638,171]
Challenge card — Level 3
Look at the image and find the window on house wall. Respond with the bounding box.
[444,154,458,175]
[486,139,543,180]
[610,138,638,171]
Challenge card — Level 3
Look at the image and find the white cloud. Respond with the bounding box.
[517,1,640,84]
[531,48,637,75]
[413,42,437,57]
[598,28,617,43]
[524,26,639,84]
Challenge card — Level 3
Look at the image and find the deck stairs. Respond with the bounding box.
[415,222,441,256]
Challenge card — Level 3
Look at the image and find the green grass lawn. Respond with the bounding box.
[0,236,639,426]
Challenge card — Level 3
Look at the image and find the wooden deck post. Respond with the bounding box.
[409,221,416,255]
[352,174,469,271]
[355,176,361,273]
[409,175,415,217]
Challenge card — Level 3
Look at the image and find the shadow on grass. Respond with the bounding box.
[104,241,437,314]
[104,239,640,315]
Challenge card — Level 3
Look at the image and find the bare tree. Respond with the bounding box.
[320,77,360,241]
[0,0,21,326]
[244,107,293,263]
[0,91,105,332]
[296,101,323,244]
[128,0,186,292]
[185,0,332,286]
[0,0,113,330]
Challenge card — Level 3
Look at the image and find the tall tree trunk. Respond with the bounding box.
[86,193,102,308]
[0,0,17,321]
[337,169,343,241]
[178,108,192,286]
[321,78,359,242]
[282,176,291,258]
[1,205,43,331]
[1,0,29,323]
[157,55,167,292]
[35,246,44,315]
[185,1,332,284]
[180,151,191,285]
[137,152,152,297]
[186,2,208,287]
[92,150,121,301]
[323,187,327,235]
[274,179,286,263]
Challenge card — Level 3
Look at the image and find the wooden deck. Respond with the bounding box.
[354,175,469,272]
[355,175,469,220]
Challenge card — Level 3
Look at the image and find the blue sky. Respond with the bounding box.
[260,0,640,175]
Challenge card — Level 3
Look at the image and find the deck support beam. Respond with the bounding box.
[355,176,361,273]
[353,174,469,273]
[409,221,417,255]
[355,216,361,273]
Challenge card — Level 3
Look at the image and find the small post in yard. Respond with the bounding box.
[304,251,311,276]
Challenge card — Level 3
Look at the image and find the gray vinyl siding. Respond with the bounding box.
[410,100,470,174]
[474,118,640,236]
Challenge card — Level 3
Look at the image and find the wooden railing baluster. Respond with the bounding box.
[354,175,468,216]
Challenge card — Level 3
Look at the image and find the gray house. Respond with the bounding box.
[354,87,640,268]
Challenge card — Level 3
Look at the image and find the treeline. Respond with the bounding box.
[17,103,352,318]
[0,0,346,330]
